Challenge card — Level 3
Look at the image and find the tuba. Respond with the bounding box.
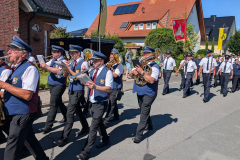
[134,49,161,86]
[105,53,123,71]
[83,48,93,62]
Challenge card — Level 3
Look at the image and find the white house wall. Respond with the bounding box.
[187,3,201,53]
[121,38,145,46]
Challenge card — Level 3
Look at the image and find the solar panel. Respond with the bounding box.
[120,21,129,29]
[124,5,134,14]
[113,4,139,15]
[129,4,139,14]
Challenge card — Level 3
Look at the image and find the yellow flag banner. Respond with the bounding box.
[98,0,107,36]
[218,28,228,50]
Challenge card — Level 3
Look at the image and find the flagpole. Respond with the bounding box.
[99,0,101,52]
[184,8,187,78]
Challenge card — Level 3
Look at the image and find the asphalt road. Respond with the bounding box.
[1,76,240,160]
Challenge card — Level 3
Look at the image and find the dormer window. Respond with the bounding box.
[134,24,138,30]
[139,23,144,30]
[147,23,151,29]
[152,22,157,29]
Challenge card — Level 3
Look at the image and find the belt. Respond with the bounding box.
[164,69,172,71]
[222,73,230,74]
[90,101,107,105]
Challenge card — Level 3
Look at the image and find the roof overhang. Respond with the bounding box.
[19,0,72,20]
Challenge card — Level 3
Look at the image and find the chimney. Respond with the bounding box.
[150,0,156,4]
[210,15,216,22]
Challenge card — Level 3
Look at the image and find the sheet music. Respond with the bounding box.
[77,73,93,85]
[37,55,45,63]
[65,51,70,60]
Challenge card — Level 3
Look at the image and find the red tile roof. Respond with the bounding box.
[86,0,206,41]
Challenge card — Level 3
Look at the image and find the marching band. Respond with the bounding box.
[0,35,240,160]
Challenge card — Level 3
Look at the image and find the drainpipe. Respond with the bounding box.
[28,13,35,45]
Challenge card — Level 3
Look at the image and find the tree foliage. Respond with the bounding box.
[50,26,71,39]
[185,23,199,53]
[227,29,240,54]
[211,37,215,53]
[194,49,206,59]
[205,37,209,49]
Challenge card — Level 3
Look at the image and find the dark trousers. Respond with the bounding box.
[196,69,200,84]
[61,90,89,139]
[214,74,221,86]
[1,113,48,160]
[0,127,5,140]
[82,101,109,155]
[180,70,185,88]
[45,85,67,129]
[136,94,157,140]
[202,73,213,100]
[163,70,172,94]
[105,89,119,124]
[183,72,194,97]
[232,75,240,92]
[220,73,230,95]
[83,99,89,116]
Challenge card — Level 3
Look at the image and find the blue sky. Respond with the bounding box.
[58,0,239,32]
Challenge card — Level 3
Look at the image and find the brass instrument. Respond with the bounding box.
[55,60,74,79]
[105,53,123,71]
[83,48,93,61]
[134,50,160,86]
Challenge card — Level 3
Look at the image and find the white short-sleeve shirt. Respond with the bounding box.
[75,57,89,70]
[0,66,12,92]
[89,65,113,103]
[28,56,36,64]
[219,61,233,73]
[12,62,39,92]
[199,57,218,73]
[181,60,197,72]
[112,63,124,77]
[163,57,176,70]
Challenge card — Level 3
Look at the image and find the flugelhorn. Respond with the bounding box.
[105,53,123,71]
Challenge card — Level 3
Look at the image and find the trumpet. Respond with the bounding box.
[0,56,10,59]
[105,53,123,71]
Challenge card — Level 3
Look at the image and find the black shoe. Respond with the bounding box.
[162,93,166,95]
[59,118,66,123]
[179,87,183,90]
[39,127,51,134]
[223,94,227,97]
[182,95,187,98]
[76,153,88,160]
[132,137,141,143]
[96,139,111,148]
[145,125,153,131]
[76,128,89,136]
[109,116,119,122]
[54,138,68,147]
[203,98,207,103]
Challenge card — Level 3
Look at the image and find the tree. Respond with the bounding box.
[50,26,71,39]
[145,28,184,69]
[211,37,215,53]
[227,29,240,54]
[185,23,199,53]
[205,37,209,50]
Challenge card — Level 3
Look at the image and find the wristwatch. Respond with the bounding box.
[142,71,145,76]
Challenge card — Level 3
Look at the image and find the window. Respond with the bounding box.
[120,21,129,29]
[139,23,144,30]
[152,22,157,29]
[134,24,138,30]
[147,23,151,29]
